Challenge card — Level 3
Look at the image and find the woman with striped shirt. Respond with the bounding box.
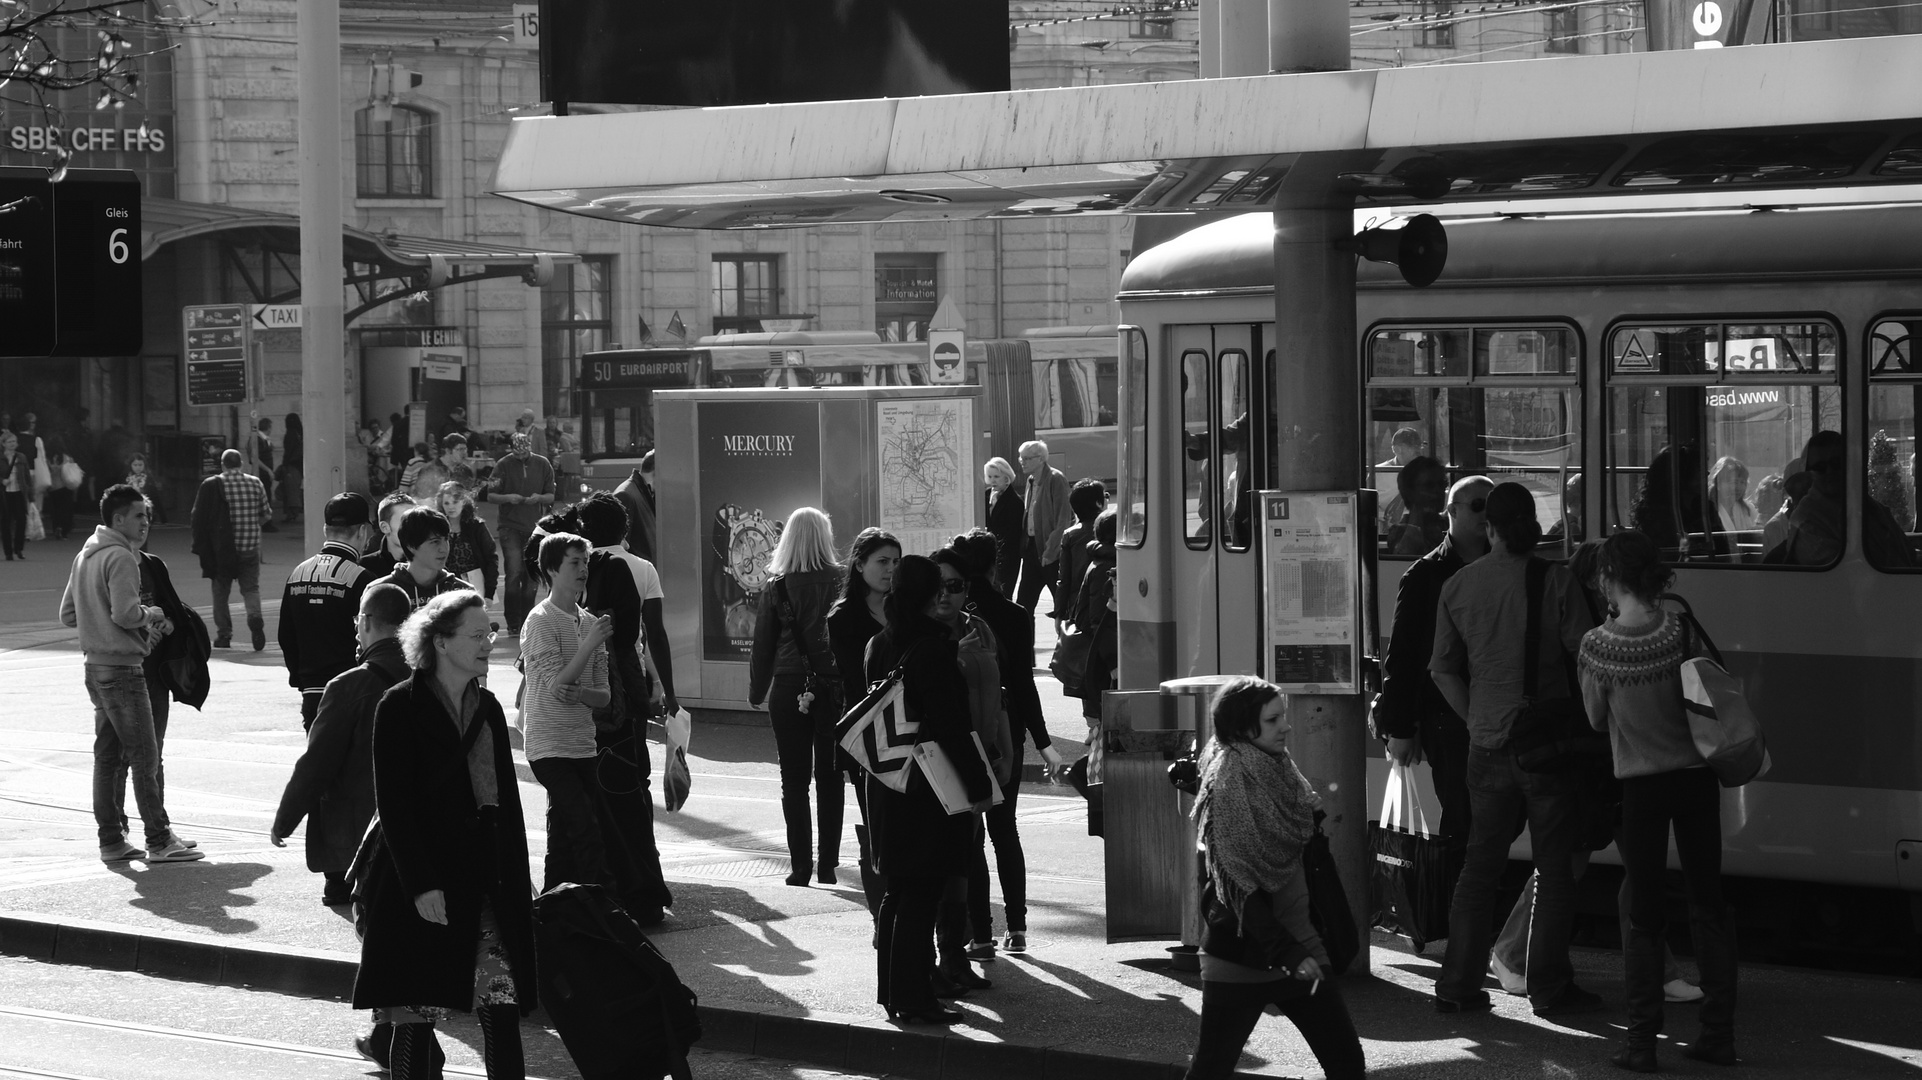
[520,532,615,896]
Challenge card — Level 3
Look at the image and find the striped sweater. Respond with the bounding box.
[1577,609,1705,779]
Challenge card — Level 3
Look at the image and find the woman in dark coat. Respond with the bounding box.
[352,590,537,1079]
[864,554,992,1025]
[826,527,903,918]
[982,457,1024,595]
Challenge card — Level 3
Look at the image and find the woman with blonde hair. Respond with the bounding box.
[748,507,846,886]
[1706,456,1755,533]
[982,457,1024,593]
[437,480,499,606]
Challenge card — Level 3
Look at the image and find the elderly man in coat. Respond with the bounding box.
[270,582,413,904]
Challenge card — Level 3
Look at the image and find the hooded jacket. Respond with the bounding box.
[59,525,163,666]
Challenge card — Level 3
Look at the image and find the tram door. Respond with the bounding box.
[1169,323,1263,678]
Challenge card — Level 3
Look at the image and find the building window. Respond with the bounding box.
[1419,0,1454,47]
[542,256,612,419]
[1546,6,1581,51]
[1132,12,1174,38]
[355,104,435,198]
[711,254,782,335]
[874,254,938,342]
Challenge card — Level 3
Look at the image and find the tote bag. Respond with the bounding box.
[911,732,1005,815]
[835,645,926,794]
[1368,761,1453,950]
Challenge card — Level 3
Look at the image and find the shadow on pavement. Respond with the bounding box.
[108,859,271,935]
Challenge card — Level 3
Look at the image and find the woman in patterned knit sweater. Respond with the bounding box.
[1578,531,1737,1073]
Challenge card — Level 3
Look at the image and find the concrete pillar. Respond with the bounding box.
[298,0,345,553]
[1268,3,1369,974]
[1199,0,1223,77]
[1219,0,1269,76]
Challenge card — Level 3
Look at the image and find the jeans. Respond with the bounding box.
[769,674,844,874]
[212,550,263,641]
[300,690,322,732]
[1620,768,1735,1044]
[1015,537,1059,616]
[1182,979,1366,1080]
[531,755,613,894]
[498,525,535,633]
[1492,855,1687,985]
[1437,745,1581,1008]
[969,761,1028,938]
[876,873,944,1012]
[88,664,171,848]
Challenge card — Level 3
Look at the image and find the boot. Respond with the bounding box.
[1685,903,1739,1065]
[477,1004,526,1080]
[248,615,267,652]
[854,823,884,918]
[389,1022,444,1080]
[1611,1041,1660,1073]
[1622,925,1667,1048]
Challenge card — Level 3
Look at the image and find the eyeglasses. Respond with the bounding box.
[938,579,968,595]
[1456,497,1486,513]
[463,630,498,645]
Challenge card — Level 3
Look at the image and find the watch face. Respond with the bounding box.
[718,504,780,594]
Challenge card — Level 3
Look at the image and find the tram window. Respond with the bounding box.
[1218,349,1252,552]
[1605,320,1843,566]
[1118,327,1148,548]
[1181,349,1212,549]
[1861,318,1922,571]
[1366,323,1580,559]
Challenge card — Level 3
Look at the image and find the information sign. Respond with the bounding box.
[251,303,301,330]
[0,168,56,356]
[1259,491,1364,695]
[52,170,142,356]
[183,304,251,406]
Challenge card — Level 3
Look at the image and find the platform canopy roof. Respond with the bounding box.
[488,35,1922,230]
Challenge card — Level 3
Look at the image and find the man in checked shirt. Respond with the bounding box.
[191,448,271,650]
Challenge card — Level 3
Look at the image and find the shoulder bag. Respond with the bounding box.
[1505,558,1611,774]
[835,640,929,794]
[1664,594,1771,787]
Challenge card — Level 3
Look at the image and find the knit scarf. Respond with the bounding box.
[1192,737,1318,923]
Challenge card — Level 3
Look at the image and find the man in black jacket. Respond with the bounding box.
[270,582,411,903]
[278,493,377,730]
[1372,474,1491,875]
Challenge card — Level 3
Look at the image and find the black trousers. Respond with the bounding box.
[1619,768,1736,1045]
[1182,978,1366,1080]
[1015,536,1059,615]
[596,717,672,917]
[531,755,614,894]
[876,874,944,1012]
[0,490,24,557]
[969,763,1028,937]
[769,674,844,874]
[1418,713,1474,881]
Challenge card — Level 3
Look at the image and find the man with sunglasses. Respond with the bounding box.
[1372,473,1492,883]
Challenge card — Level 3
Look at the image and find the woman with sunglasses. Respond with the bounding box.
[353,590,538,1079]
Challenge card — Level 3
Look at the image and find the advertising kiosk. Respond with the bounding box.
[653,385,989,711]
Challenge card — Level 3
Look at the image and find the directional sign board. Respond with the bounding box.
[183,304,250,406]
[52,170,143,357]
[0,168,57,357]
[251,304,301,330]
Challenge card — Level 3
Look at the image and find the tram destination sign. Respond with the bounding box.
[0,168,142,358]
[183,304,251,406]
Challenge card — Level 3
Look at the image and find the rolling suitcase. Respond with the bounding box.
[533,883,699,1080]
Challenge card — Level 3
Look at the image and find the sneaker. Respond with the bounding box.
[964,940,997,961]
[163,832,198,850]
[145,840,205,863]
[100,840,146,863]
[213,636,231,649]
[1533,985,1605,1017]
[1002,932,1027,954]
[1434,991,1493,1014]
[1489,954,1527,996]
[1664,978,1705,1004]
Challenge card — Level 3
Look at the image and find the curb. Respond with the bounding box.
[0,910,1194,1080]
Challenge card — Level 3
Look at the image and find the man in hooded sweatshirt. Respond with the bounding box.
[61,484,204,864]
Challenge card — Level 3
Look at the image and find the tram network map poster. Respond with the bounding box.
[876,398,972,556]
[1259,491,1363,694]
[697,399,823,662]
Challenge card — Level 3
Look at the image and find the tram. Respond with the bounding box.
[1114,202,1922,956]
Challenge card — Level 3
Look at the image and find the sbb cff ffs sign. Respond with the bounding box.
[0,167,141,358]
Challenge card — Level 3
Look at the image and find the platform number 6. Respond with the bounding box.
[109,228,130,265]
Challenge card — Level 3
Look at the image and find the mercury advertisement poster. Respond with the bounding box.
[1260,492,1363,694]
[876,398,972,556]
[698,400,822,662]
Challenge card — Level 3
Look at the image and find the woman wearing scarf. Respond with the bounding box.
[352,591,537,1079]
[1186,677,1366,1080]
[864,555,992,1025]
